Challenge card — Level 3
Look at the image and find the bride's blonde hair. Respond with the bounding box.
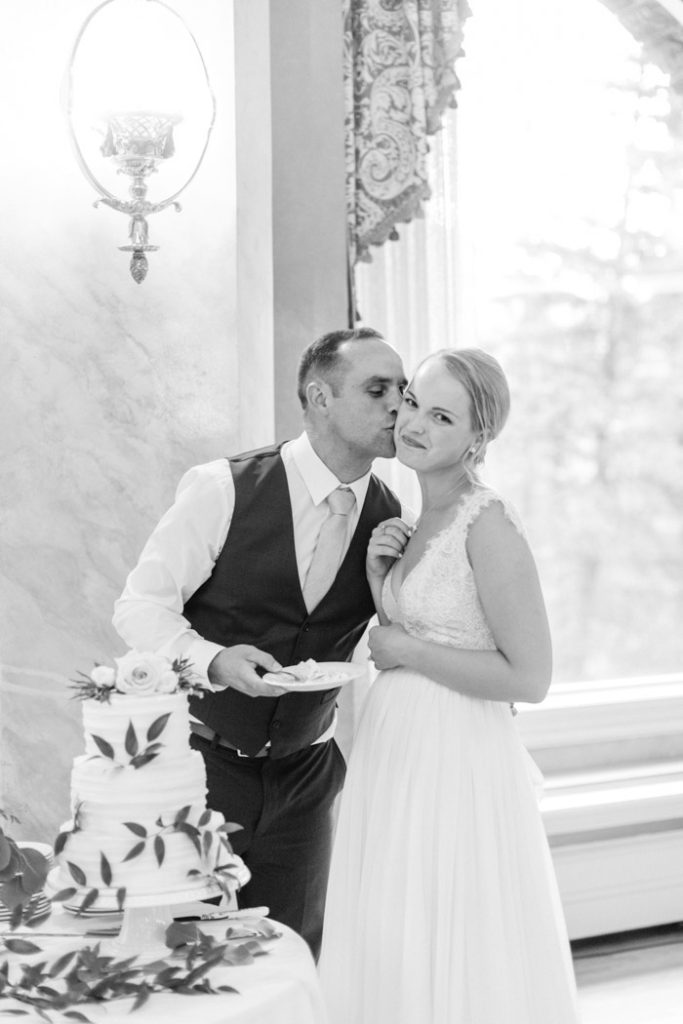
[434,348,510,467]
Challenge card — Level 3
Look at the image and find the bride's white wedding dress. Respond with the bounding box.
[319,488,580,1024]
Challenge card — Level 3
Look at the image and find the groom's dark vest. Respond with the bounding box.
[185,444,400,758]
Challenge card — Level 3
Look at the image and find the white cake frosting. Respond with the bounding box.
[52,692,242,908]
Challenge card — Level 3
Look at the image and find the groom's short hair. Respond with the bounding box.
[297,327,384,408]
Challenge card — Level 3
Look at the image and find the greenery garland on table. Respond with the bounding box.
[1,809,279,1020]
[0,810,50,929]
[0,917,281,1021]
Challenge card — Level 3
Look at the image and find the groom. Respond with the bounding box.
[112,327,406,957]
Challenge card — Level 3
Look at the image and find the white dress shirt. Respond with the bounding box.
[113,433,376,682]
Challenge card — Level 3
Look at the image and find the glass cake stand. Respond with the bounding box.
[46,871,235,960]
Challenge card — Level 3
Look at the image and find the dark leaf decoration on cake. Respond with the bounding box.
[116,887,126,912]
[66,861,87,887]
[198,809,212,827]
[202,831,213,858]
[122,841,145,863]
[146,714,171,742]
[90,734,115,760]
[54,831,69,857]
[174,805,192,825]
[217,821,244,835]
[123,822,147,838]
[154,835,165,867]
[99,853,112,887]
[76,888,99,916]
[130,752,160,770]
[124,722,139,758]
[174,822,201,856]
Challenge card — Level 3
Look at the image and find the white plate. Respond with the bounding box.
[262,661,365,692]
[0,892,51,922]
[62,904,123,917]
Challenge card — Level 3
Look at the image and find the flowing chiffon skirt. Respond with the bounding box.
[319,668,580,1024]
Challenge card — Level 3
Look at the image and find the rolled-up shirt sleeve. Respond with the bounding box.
[112,460,234,681]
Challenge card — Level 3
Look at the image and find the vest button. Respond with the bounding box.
[271,719,282,731]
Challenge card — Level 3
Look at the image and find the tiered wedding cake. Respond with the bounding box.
[50,652,246,910]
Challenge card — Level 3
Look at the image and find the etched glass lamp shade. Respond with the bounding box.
[66,0,215,282]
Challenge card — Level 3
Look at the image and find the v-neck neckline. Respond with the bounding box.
[389,489,477,604]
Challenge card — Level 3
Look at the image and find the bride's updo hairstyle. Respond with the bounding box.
[435,348,510,468]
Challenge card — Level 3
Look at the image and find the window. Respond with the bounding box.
[358,0,683,683]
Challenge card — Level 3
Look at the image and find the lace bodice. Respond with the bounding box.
[382,487,525,650]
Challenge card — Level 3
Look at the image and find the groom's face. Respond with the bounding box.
[326,339,406,460]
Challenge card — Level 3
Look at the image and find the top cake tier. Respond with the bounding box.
[82,692,192,764]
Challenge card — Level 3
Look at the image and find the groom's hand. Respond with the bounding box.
[208,645,286,697]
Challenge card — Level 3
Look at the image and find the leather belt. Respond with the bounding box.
[190,721,270,758]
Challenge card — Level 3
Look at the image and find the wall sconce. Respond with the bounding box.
[65,0,216,283]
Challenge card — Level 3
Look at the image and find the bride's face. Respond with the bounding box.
[394,358,479,472]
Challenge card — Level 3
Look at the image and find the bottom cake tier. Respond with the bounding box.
[52,752,246,908]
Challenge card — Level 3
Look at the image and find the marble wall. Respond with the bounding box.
[0,0,246,840]
[0,0,351,843]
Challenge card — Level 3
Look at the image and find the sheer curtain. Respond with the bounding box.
[355,115,462,512]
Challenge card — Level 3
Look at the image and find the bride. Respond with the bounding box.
[318,349,580,1023]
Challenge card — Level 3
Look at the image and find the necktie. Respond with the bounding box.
[303,486,357,611]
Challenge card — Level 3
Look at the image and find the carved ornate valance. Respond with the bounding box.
[344,0,471,266]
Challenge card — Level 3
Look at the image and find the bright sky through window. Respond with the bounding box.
[456,0,673,323]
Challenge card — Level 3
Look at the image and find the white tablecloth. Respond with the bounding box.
[0,910,329,1024]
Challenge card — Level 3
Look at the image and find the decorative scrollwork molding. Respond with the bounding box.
[344,0,471,267]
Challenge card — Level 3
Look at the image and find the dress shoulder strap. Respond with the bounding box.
[458,486,526,539]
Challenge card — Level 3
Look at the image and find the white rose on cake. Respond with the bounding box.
[156,668,181,693]
[71,651,208,703]
[90,665,116,688]
[114,651,174,696]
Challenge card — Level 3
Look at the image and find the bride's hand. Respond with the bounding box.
[368,623,412,670]
[367,518,413,581]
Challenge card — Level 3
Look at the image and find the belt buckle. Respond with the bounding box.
[234,743,271,759]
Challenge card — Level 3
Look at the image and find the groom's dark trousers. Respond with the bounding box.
[190,732,346,958]
[184,445,400,958]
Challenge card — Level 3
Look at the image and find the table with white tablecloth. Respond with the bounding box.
[0,909,329,1024]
